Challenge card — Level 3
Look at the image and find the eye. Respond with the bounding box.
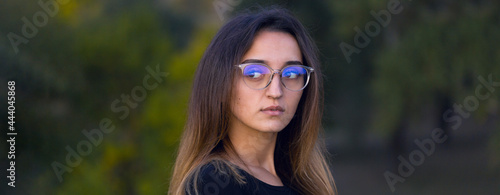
[244,68,263,79]
[243,66,267,79]
[286,72,298,79]
[282,67,305,79]
[247,72,262,79]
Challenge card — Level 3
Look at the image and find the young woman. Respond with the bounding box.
[169,7,336,195]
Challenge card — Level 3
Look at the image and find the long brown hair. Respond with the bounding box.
[169,7,336,195]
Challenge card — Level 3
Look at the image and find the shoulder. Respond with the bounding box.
[186,160,251,195]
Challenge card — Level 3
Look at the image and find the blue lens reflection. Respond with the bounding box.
[282,67,306,79]
[243,65,270,79]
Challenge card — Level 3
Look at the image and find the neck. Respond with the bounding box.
[228,124,278,175]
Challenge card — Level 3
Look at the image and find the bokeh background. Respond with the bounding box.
[1,0,499,194]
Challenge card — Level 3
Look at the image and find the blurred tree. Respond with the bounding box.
[370,0,500,167]
[51,1,207,194]
[0,0,204,193]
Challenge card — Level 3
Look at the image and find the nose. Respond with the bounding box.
[266,73,283,99]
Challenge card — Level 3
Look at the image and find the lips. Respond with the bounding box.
[261,106,285,116]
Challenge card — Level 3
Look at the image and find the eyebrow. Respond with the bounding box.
[241,59,303,65]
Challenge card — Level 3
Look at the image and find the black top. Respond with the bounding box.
[187,163,299,195]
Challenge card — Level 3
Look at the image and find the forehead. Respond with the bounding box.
[241,31,302,67]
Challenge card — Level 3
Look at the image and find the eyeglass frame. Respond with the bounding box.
[234,63,314,91]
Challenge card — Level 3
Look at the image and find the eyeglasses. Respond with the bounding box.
[235,63,314,91]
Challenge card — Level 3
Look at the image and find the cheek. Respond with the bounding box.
[231,79,252,113]
[286,92,303,112]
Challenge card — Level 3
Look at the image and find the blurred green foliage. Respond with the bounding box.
[373,2,499,128]
[0,0,499,194]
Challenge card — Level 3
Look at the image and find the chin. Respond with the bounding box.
[257,123,287,133]
[259,129,283,133]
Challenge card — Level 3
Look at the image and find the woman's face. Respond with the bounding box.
[230,30,303,133]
